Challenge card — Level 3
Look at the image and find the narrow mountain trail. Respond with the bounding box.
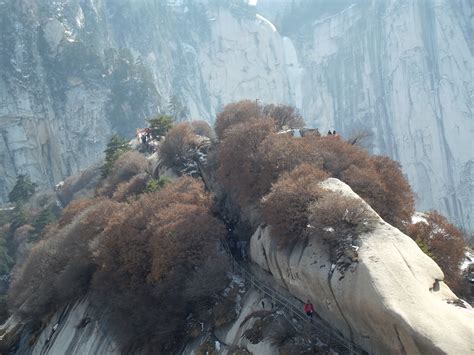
[221,239,366,355]
[192,141,366,354]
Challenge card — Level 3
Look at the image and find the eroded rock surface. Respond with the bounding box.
[250,178,474,354]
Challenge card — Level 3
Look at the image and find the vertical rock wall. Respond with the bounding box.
[289,0,473,230]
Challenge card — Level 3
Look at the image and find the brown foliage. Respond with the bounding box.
[407,211,465,289]
[308,191,376,242]
[215,113,414,229]
[148,176,212,210]
[371,155,415,229]
[340,165,386,217]
[91,177,228,351]
[262,104,305,130]
[148,203,225,282]
[9,176,229,353]
[58,199,97,227]
[112,174,149,202]
[254,134,323,197]
[262,164,328,243]
[312,136,371,179]
[160,123,199,169]
[110,151,148,182]
[191,120,214,138]
[8,199,116,320]
[215,100,262,140]
[217,117,276,203]
[97,151,148,197]
[313,137,414,229]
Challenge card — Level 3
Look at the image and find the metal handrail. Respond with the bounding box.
[223,242,364,354]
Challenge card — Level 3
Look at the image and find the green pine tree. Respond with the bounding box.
[8,175,37,204]
[147,115,174,138]
[101,135,131,178]
[144,176,171,193]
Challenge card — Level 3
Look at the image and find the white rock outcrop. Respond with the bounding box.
[250,178,474,354]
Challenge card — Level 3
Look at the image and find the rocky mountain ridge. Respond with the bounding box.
[2,175,472,355]
[0,0,472,233]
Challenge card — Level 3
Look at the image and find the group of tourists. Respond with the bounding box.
[136,127,155,153]
[137,127,152,144]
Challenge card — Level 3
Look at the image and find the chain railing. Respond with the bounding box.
[222,241,365,355]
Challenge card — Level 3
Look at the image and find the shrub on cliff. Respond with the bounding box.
[97,151,148,197]
[160,123,199,169]
[57,166,101,206]
[215,100,305,140]
[371,155,415,229]
[215,114,414,228]
[217,121,412,228]
[215,100,262,140]
[8,199,114,320]
[313,136,415,230]
[92,177,229,350]
[216,117,276,203]
[261,164,328,243]
[254,134,323,197]
[308,190,376,244]
[191,120,214,138]
[112,174,150,202]
[9,177,230,352]
[407,211,465,289]
[262,103,305,130]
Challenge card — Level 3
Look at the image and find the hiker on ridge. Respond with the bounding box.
[304,300,315,318]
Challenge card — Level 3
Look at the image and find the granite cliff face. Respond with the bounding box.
[286,0,473,232]
[0,0,472,230]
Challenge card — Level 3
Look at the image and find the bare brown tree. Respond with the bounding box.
[262,104,305,130]
[160,123,199,169]
[407,211,465,290]
[261,164,328,244]
[215,100,262,140]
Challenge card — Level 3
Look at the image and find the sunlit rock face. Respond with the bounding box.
[250,178,474,354]
[0,0,471,231]
[288,0,473,232]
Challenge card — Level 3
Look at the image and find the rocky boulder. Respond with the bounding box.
[250,178,474,354]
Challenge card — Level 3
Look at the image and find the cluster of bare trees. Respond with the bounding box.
[213,101,414,232]
[8,99,469,353]
[9,174,230,352]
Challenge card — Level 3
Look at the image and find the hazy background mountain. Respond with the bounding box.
[0,0,472,231]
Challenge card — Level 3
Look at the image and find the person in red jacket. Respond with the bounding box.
[304,300,315,318]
